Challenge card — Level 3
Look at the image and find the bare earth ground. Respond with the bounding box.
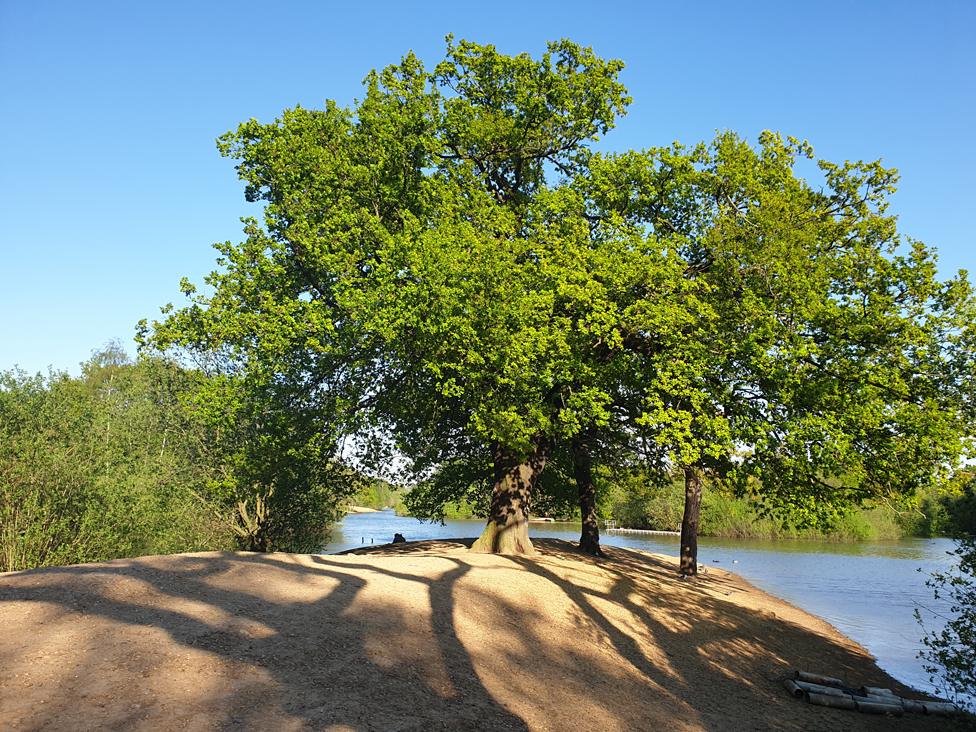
[0,539,963,731]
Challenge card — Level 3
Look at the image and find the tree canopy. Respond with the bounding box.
[143,37,975,561]
[580,131,975,569]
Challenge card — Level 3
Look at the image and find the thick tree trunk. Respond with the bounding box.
[572,438,604,557]
[679,465,703,576]
[470,443,547,554]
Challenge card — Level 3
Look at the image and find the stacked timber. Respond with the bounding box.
[783,670,960,717]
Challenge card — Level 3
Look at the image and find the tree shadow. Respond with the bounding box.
[0,551,528,730]
[0,541,965,731]
[504,539,963,730]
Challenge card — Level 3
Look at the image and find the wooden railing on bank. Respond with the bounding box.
[603,520,679,537]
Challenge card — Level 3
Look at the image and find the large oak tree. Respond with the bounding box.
[147,38,649,553]
[146,38,974,562]
[582,132,975,573]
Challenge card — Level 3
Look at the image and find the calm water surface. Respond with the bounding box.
[328,511,958,698]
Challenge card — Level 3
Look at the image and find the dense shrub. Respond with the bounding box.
[1,347,358,571]
[0,350,226,572]
[159,367,359,554]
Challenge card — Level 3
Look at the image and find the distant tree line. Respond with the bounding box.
[381,464,975,541]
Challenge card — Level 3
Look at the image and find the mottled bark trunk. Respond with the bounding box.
[470,443,548,554]
[572,438,604,557]
[679,465,703,576]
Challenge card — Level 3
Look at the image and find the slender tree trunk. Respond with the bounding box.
[470,442,547,554]
[679,465,703,576]
[572,437,604,557]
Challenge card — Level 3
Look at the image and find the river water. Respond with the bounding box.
[327,511,959,699]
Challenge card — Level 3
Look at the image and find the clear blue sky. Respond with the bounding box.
[1,0,973,374]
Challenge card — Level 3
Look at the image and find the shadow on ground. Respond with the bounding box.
[0,539,964,731]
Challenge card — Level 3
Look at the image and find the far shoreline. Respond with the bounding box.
[344,505,381,514]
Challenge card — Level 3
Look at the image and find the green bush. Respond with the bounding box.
[600,470,682,531]
[185,371,356,554]
[937,473,976,537]
[1,345,357,571]
[917,538,976,714]
[0,351,226,572]
[895,474,976,539]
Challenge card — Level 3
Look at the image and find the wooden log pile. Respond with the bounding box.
[783,670,960,717]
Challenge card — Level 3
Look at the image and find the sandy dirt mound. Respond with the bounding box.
[0,539,959,731]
